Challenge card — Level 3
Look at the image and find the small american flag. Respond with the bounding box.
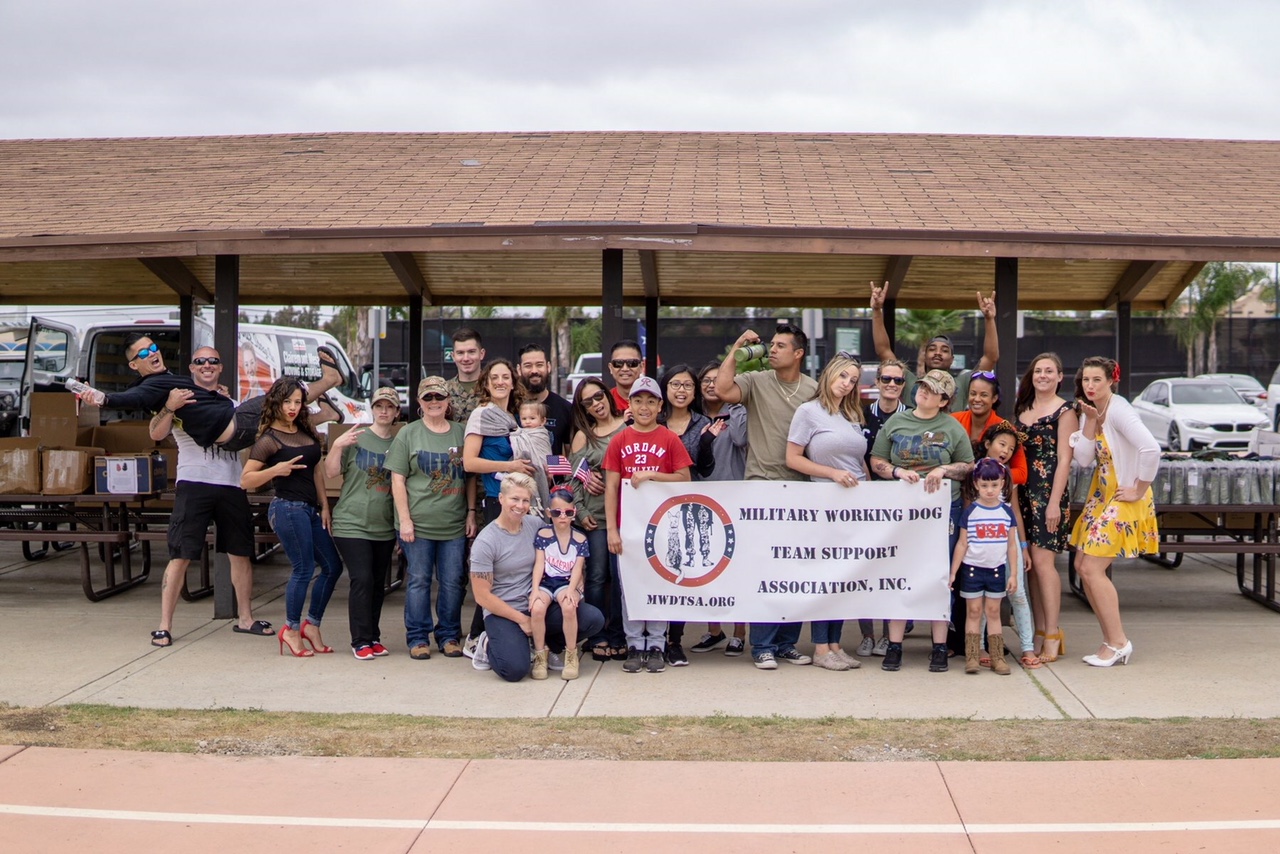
[572,457,592,484]
[545,455,573,477]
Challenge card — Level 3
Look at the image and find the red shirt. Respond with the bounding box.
[604,424,693,525]
[951,410,1028,485]
[610,387,629,413]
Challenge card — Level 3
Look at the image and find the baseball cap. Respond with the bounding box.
[919,369,957,399]
[417,376,448,398]
[371,386,400,406]
[628,376,663,400]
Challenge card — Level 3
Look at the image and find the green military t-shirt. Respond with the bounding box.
[870,409,975,502]
[384,419,468,540]
[330,430,396,540]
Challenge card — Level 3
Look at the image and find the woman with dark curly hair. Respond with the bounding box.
[241,377,344,658]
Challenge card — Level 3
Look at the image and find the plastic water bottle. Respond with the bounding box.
[64,378,93,397]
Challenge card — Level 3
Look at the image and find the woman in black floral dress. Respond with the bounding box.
[1013,353,1078,663]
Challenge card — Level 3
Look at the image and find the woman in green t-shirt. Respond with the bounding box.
[386,376,477,660]
[324,387,401,661]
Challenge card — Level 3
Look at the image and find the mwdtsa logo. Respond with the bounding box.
[643,494,735,586]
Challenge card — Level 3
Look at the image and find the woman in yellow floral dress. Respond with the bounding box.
[1069,357,1159,667]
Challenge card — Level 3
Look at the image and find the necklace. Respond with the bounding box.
[777,375,803,402]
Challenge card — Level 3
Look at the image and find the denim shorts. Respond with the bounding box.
[958,563,1007,599]
[539,575,573,600]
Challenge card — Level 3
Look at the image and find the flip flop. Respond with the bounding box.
[233,620,275,636]
[1019,652,1044,669]
[314,393,345,425]
[316,345,346,384]
[150,630,172,647]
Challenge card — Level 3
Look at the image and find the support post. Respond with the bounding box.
[882,299,897,350]
[212,255,240,621]
[994,258,1019,396]
[178,295,194,369]
[644,296,660,379]
[408,296,424,410]
[601,250,624,385]
[1116,301,1133,399]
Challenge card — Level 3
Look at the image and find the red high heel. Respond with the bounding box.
[301,619,334,654]
[279,627,314,657]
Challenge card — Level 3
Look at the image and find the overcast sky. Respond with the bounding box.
[3,0,1278,140]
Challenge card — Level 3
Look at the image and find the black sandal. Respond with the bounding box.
[150,630,172,648]
[592,642,611,662]
[316,345,346,384]
[314,393,345,425]
[610,646,628,661]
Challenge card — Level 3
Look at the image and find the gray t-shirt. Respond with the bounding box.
[734,370,819,481]
[470,513,542,616]
[173,425,241,487]
[786,400,868,483]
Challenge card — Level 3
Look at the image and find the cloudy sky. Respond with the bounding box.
[2,0,1278,140]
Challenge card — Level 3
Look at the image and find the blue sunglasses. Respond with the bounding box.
[130,343,160,360]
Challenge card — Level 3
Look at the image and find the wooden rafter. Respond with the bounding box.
[1105,260,1167,307]
[138,258,212,303]
[881,255,913,299]
[1163,262,1208,310]
[383,252,433,305]
[638,250,659,300]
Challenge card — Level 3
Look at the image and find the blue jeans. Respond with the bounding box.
[811,620,845,645]
[484,602,606,683]
[750,622,802,658]
[399,534,467,649]
[268,499,344,631]
[582,527,611,647]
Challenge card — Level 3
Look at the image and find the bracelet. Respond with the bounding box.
[891,466,899,479]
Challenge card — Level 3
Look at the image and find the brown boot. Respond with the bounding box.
[531,648,549,680]
[562,647,580,680]
[988,634,1011,676]
[965,633,982,674]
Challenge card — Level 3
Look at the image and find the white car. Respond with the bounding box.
[1269,363,1280,431]
[564,352,602,397]
[1134,378,1269,451]
[1195,373,1267,410]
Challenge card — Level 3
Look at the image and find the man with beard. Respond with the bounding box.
[869,283,1000,413]
[516,344,574,454]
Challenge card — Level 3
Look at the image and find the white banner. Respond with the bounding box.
[618,480,953,622]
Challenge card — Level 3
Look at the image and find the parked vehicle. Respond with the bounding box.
[1133,378,1268,451]
[1269,364,1280,431]
[359,361,411,419]
[564,352,603,396]
[0,352,23,436]
[1195,373,1267,409]
[20,309,368,432]
[858,362,880,403]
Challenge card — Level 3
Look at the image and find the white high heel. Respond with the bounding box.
[1083,640,1133,667]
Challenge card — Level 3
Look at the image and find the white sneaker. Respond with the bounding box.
[872,637,890,656]
[471,632,491,671]
[461,635,478,660]
[855,636,875,657]
[547,650,565,671]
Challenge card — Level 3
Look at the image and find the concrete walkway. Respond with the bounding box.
[2,542,1279,720]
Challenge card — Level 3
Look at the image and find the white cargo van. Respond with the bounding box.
[20,308,368,431]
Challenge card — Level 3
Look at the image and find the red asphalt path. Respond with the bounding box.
[2,745,1279,852]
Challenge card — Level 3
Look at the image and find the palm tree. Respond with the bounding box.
[1166,262,1269,375]
[894,309,965,373]
[545,306,572,386]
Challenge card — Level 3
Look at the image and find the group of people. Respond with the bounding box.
[97,293,1159,681]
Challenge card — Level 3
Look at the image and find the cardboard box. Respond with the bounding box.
[94,453,168,494]
[156,447,178,484]
[91,421,158,454]
[30,393,97,449]
[0,437,42,494]
[42,446,104,495]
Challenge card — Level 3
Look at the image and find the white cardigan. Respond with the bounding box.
[1069,394,1160,488]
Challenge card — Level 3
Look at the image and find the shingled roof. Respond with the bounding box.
[1,132,1277,309]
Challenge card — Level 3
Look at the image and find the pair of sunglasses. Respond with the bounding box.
[549,508,576,518]
[610,358,641,369]
[191,356,221,366]
[878,376,906,385]
[420,393,448,402]
[130,343,160,360]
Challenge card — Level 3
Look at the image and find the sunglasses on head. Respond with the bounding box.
[130,343,160,360]
[420,393,448,402]
[835,350,861,366]
[191,356,221,366]
[610,358,641,369]
[549,508,576,518]
[972,370,998,381]
[878,375,906,385]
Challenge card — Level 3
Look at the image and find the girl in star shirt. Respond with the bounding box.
[604,377,692,673]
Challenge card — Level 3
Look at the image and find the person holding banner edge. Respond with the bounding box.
[785,352,869,672]
[869,369,975,672]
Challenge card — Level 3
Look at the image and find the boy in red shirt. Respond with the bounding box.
[605,376,692,673]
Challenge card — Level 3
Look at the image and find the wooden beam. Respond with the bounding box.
[1163,262,1208,310]
[138,257,212,303]
[1104,260,1167,307]
[639,249,659,300]
[383,252,433,305]
[881,255,913,299]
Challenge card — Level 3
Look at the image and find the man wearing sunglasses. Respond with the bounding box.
[606,339,645,412]
[146,346,269,647]
[73,333,344,452]
[869,282,1000,412]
